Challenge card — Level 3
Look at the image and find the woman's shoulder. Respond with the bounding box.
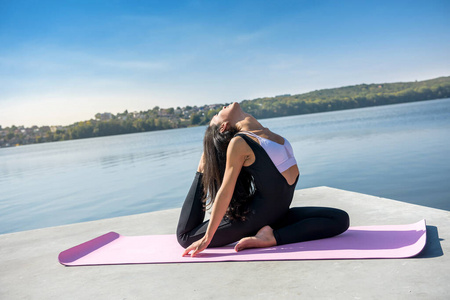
[228,135,252,153]
[230,134,247,146]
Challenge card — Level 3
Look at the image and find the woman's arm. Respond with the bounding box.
[182,137,250,257]
[197,152,205,173]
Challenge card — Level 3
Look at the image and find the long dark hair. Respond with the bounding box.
[202,124,255,221]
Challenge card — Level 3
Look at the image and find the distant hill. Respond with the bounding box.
[240,76,450,119]
[1,76,449,147]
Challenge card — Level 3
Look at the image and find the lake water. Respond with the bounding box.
[1,98,449,234]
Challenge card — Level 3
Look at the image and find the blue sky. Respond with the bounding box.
[0,0,449,127]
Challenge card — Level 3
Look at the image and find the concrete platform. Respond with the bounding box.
[0,187,448,299]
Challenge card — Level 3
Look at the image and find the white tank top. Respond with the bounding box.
[241,131,297,173]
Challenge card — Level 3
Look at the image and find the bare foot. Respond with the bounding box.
[234,225,277,252]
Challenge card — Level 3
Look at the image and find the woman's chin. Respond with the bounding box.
[231,102,242,111]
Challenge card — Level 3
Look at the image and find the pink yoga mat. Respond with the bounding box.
[59,220,426,266]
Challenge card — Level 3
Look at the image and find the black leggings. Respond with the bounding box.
[177,172,349,248]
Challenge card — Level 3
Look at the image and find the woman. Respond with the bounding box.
[177,102,349,257]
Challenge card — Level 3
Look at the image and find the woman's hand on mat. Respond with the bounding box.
[182,236,210,257]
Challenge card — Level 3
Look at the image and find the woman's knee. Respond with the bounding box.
[176,234,190,249]
[335,209,350,234]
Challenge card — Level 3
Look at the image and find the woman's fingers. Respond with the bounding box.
[182,245,194,257]
[182,241,201,257]
[181,239,208,257]
[191,246,203,257]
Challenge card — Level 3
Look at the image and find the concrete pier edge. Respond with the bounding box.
[1,186,449,299]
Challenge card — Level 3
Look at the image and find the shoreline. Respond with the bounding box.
[2,96,449,149]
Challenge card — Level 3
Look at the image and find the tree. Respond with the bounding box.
[206,109,218,121]
[190,113,201,125]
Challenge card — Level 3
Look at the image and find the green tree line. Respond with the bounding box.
[1,76,449,147]
[240,76,450,118]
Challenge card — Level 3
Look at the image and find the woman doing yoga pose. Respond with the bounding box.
[177,102,349,257]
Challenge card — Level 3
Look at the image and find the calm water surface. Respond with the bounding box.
[1,98,449,234]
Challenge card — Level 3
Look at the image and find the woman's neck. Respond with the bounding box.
[235,115,265,132]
